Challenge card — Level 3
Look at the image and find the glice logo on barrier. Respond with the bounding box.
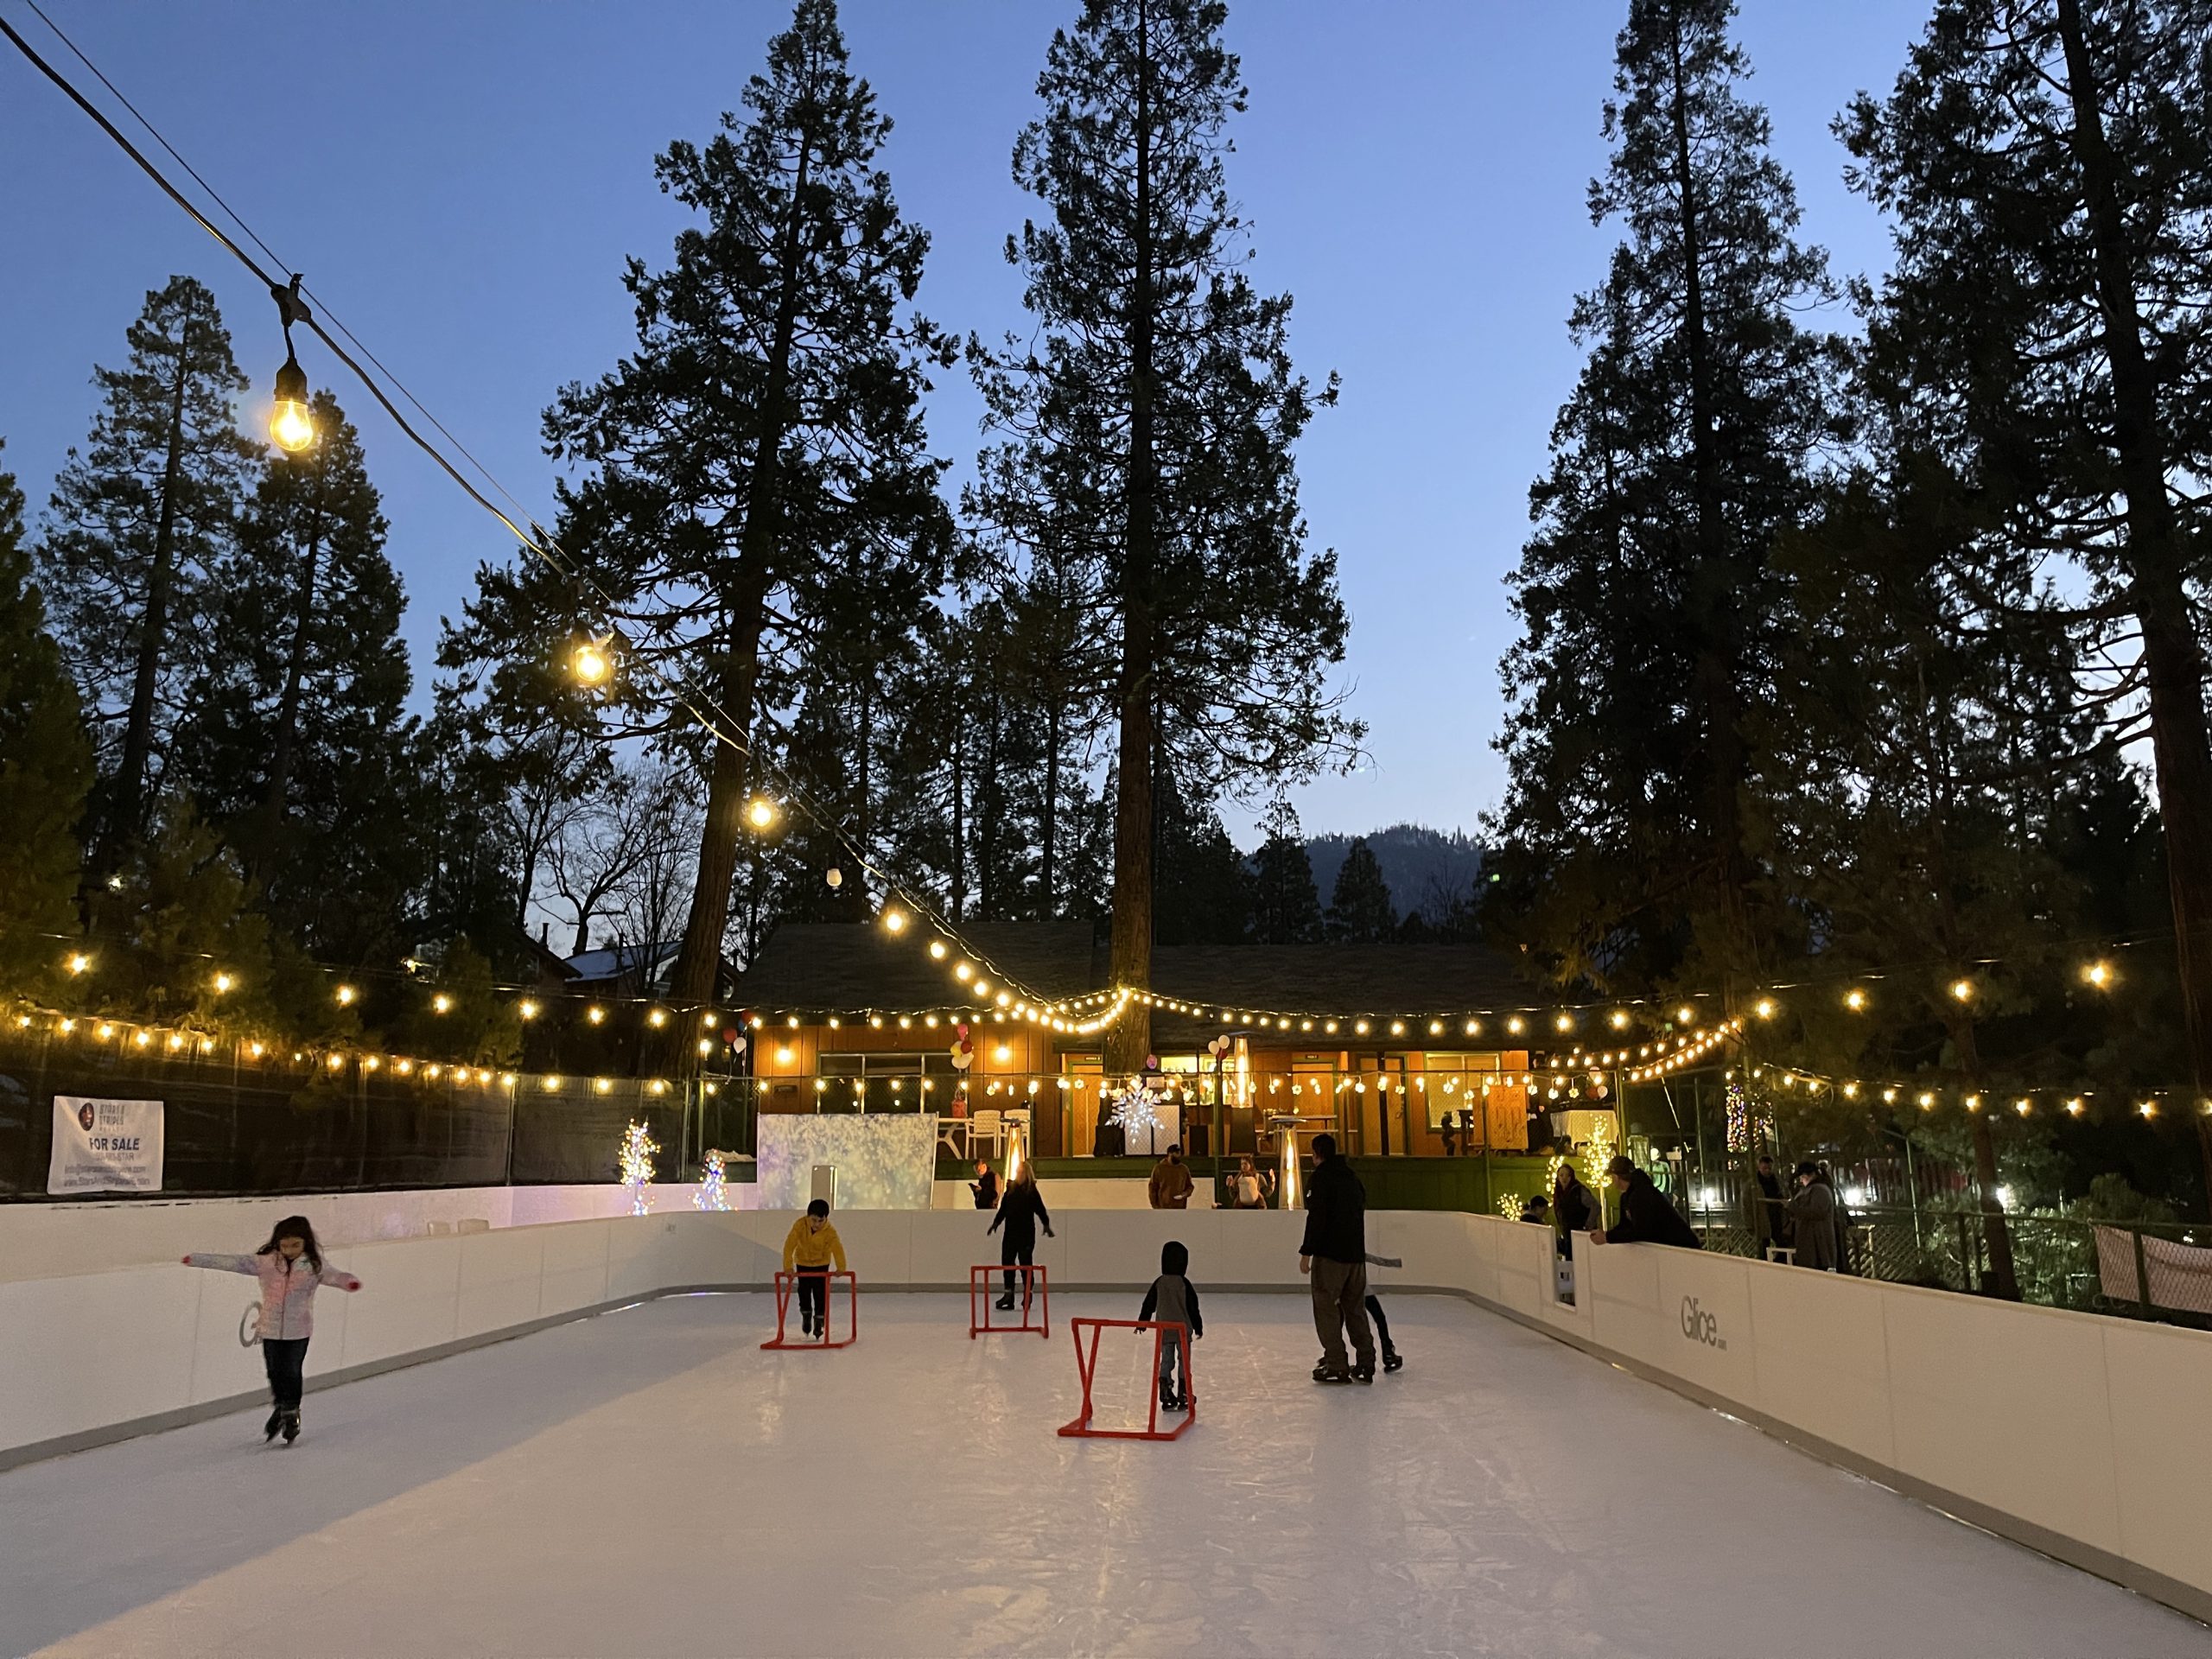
[1680,1296,1726,1351]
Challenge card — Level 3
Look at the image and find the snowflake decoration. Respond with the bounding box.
[1108,1080,1162,1140]
[620,1120,659,1215]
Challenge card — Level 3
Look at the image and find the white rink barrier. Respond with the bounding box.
[3,1206,2209,1624]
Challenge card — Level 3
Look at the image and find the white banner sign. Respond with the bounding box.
[48,1096,165,1195]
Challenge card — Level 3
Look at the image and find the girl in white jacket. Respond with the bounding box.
[185,1215,361,1444]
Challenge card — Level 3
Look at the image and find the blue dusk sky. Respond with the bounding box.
[0,0,1935,843]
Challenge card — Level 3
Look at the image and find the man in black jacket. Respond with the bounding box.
[1299,1134,1377,1383]
[1593,1155,1702,1250]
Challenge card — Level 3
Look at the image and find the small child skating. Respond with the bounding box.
[183,1215,361,1444]
[781,1199,847,1338]
[1137,1240,1203,1413]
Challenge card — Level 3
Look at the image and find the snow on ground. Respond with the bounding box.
[1,1292,2204,1658]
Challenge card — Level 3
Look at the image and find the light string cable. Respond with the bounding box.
[1,6,1064,1014]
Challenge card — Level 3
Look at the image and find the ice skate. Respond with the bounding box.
[1313,1363,1353,1384]
[1160,1379,1181,1414]
[995,1293,1015,1311]
[1352,1361,1376,1384]
[1382,1348,1405,1374]
[263,1408,282,1443]
[279,1408,301,1444]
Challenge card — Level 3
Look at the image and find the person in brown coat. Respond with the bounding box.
[1148,1145,1195,1209]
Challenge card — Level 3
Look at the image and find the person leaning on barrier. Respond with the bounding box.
[1592,1155,1701,1250]
[1783,1161,1838,1270]
[1552,1164,1603,1258]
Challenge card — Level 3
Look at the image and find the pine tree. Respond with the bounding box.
[1154,777,1251,945]
[1493,0,1845,992]
[976,0,1357,1070]
[1841,0,2212,1209]
[1249,805,1322,945]
[0,445,93,990]
[1325,838,1396,943]
[174,390,418,961]
[518,0,951,1051]
[40,276,261,878]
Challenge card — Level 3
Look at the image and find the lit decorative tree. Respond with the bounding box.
[620,1120,659,1215]
[694,1147,729,1212]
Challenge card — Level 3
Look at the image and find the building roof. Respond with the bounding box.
[564,940,683,986]
[739,921,1103,1014]
[737,925,1536,1048]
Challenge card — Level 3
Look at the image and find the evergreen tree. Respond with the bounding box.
[0,446,93,990]
[1842,0,2212,1207]
[1154,776,1251,945]
[516,0,952,1049]
[1249,805,1322,945]
[1324,838,1396,943]
[174,390,418,961]
[1492,0,1845,993]
[40,276,260,878]
[976,0,1357,1070]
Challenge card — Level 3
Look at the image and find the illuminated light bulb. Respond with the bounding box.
[335,985,357,1007]
[1610,1010,1629,1029]
[570,642,611,685]
[213,972,235,995]
[396,1059,414,1076]
[362,1056,380,1071]
[594,1077,611,1095]
[826,867,842,889]
[1949,978,1974,1002]
[1842,1083,1859,1099]
[248,1041,264,1058]
[925,1014,940,1028]
[929,940,948,959]
[774,1046,794,1065]
[59,1019,74,1033]
[745,796,779,830]
[648,1007,667,1027]
[327,1053,345,1071]
[2083,961,2113,989]
[785,1014,799,1027]
[697,1039,712,1056]
[1506,1017,1525,1035]
[518,1000,539,1021]
[898,1016,912,1029]
[67,952,92,976]
[95,1023,114,1040]
[166,1033,184,1051]
[955,963,973,982]
[269,350,316,454]
[1325,1020,1339,1034]
[1554,1014,1573,1033]
[973,980,991,997]
[588,1006,606,1025]
[1845,988,1867,1011]
[1919,1091,1937,1109]
[1465,1020,1479,1036]
[995,991,1012,1008]
[2139,1101,2157,1118]
[2015,1098,2031,1116]
[1675,1006,1694,1024]
[994,1045,1013,1063]
[432,993,453,1014]
[1389,1020,1407,1037]
[1355,1020,1370,1036]
[880,908,907,934]
[1754,998,1777,1020]
[827,1015,841,1029]
[1881,1088,1898,1104]
[1964,1093,1980,1109]
[869,1015,884,1028]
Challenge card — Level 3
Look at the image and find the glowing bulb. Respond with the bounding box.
[929,940,947,959]
[570,643,610,685]
[745,796,779,830]
[1754,998,1777,1020]
[588,1006,606,1025]
[1610,1010,1629,1029]
[1554,1013,1573,1033]
[994,1045,1012,1062]
[213,972,234,994]
[1845,988,1867,1011]
[1505,1016,1524,1035]
[2083,961,2113,989]
[432,993,453,1014]
[269,368,315,455]
[1950,978,1974,1002]
[67,952,91,976]
[881,908,907,933]
[2067,1096,2085,1116]
[648,1008,667,1027]
[1675,1006,1694,1024]
[519,999,539,1020]
[2139,1100,2158,1118]
[335,985,357,1007]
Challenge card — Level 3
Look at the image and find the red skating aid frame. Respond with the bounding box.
[760,1270,858,1350]
[1056,1318,1195,1440]
[969,1263,1050,1338]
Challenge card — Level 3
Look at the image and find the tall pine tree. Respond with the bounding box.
[1842,0,2212,1208]
[1493,0,1845,994]
[458,0,951,1052]
[1249,805,1322,945]
[40,276,260,882]
[1325,838,1396,943]
[0,445,93,989]
[976,0,1356,1071]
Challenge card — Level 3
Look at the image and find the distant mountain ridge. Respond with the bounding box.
[1303,824,1486,924]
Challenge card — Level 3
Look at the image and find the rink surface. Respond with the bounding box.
[3,1292,2206,1659]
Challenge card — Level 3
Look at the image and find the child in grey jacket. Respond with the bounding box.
[1138,1240,1203,1413]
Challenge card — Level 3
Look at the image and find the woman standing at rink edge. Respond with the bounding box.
[185,1214,362,1445]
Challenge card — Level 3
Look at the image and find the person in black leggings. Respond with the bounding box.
[987,1170,1054,1309]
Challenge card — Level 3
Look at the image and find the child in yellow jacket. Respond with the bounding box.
[782,1199,848,1338]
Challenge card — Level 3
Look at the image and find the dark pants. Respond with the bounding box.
[263,1337,308,1409]
[1156,1326,1187,1389]
[1001,1235,1034,1298]
[1363,1294,1395,1354]
[796,1268,829,1328]
[1311,1258,1375,1373]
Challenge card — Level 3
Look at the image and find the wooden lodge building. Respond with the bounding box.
[737,923,1550,1163]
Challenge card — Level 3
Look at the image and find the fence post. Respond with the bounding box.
[2133,1226,2153,1318]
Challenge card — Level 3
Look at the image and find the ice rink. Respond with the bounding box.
[2,1290,2205,1658]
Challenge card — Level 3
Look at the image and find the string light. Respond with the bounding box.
[1949,978,1974,1002]
[2083,962,2113,989]
[1844,988,1867,1011]
[744,796,779,830]
[431,993,452,1014]
[570,641,611,685]
[212,972,234,995]
[334,985,357,1007]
